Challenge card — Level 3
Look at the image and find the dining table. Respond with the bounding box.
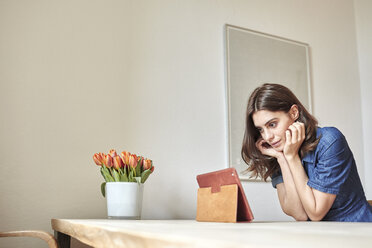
[51,219,372,248]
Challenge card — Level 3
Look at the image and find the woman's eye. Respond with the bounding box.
[269,122,277,128]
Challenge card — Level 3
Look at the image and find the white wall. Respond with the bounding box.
[354,0,372,199]
[0,0,367,247]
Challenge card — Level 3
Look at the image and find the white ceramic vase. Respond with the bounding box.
[105,182,144,219]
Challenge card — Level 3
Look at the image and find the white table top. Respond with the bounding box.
[51,219,372,248]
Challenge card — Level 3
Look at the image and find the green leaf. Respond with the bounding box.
[128,169,137,182]
[136,157,142,176]
[101,182,106,197]
[102,167,114,182]
[100,167,111,182]
[100,167,106,180]
[112,169,120,182]
[141,169,152,183]
[120,171,128,182]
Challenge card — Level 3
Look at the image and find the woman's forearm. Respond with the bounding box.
[276,155,308,221]
[286,155,328,221]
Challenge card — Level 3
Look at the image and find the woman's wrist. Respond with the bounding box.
[285,154,301,164]
[276,152,286,164]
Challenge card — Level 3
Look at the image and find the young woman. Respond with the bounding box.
[241,83,372,221]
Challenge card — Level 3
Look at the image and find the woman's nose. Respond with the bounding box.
[263,130,274,141]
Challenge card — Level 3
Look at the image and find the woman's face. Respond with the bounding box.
[252,108,297,152]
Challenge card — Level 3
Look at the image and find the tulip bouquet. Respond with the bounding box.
[93,149,154,197]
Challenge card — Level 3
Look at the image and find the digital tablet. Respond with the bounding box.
[196,167,254,222]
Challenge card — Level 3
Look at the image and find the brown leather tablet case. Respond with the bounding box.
[196,168,254,222]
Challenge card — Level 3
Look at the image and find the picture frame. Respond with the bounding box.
[225,24,313,181]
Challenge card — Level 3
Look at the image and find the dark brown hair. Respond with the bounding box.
[241,83,319,181]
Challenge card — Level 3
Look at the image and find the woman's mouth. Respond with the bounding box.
[271,140,281,148]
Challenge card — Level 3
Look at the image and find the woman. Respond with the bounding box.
[241,83,372,221]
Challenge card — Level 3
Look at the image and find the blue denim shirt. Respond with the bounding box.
[271,126,372,222]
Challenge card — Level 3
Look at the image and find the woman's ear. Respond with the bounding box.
[289,104,299,121]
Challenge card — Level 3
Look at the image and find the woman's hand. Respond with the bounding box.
[283,121,305,160]
[256,138,282,159]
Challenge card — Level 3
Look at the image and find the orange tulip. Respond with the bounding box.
[104,154,113,168]
[140,156,145,168]
[93,153,103,166]
[99,153,106,163]
[113,155,123,170]
[129,154,138,169]
[109,149,117,158]
[143,159,152,170]
[120,151,131,166]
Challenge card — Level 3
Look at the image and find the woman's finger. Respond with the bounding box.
[288,125,298,143]
[255,138,266,152]
[293,122,302,142]
[300,122,306,140]
[285,130,291,145]
[255,138,263,147]
[295,121,306,141]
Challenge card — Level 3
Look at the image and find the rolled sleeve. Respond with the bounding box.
[271,170,283,189]
[307,130,352,195]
